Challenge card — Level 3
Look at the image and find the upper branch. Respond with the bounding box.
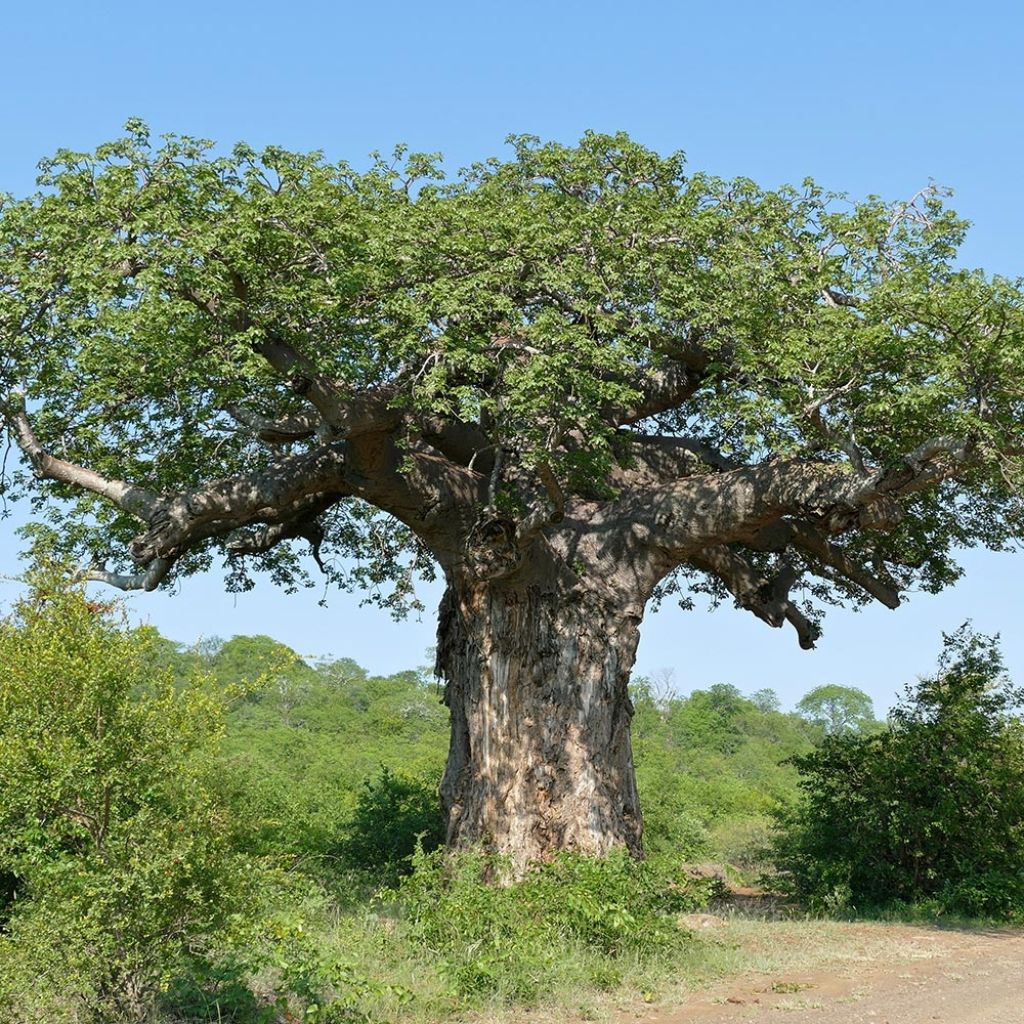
[252,334,402,438]
[181,274,401,440]
[612,432,739,488]
[225,404,322,444]
[608,358,708,426]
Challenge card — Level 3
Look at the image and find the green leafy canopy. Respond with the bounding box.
[1,123,1022,609]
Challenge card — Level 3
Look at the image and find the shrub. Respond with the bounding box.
[338,767,445,881]
[772,626,1024,919]
[160,957,279,1024]
[0,578,256,1023]
[384,846,709,1002]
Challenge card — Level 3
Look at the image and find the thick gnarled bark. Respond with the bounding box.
[436,576,643,870]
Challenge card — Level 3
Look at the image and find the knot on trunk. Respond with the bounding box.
[464,513,522,580]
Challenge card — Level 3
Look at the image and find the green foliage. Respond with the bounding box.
[384,846,709,1003]
[2,127,1023,608]
[0,577,255,1023]
[631,676,819,865]
[160,958,278,1024]
[205,649,448,871]
[338,767,445,881]
[9,590,1022,1021]
[773,626,1024,918]
[795,684,877,735]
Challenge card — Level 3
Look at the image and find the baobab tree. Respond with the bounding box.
[2,125,1022,867]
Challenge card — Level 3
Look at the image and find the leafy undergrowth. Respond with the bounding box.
[160,848,720,1024]
[164,889,1020,1024]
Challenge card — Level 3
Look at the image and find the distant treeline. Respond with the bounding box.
[158,631,870,872]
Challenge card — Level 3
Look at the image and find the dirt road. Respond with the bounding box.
[648,922,1024,1024]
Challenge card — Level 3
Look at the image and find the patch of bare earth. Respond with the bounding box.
[636,919,1024,1024]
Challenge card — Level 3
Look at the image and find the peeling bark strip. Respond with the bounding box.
[437,578,642,868]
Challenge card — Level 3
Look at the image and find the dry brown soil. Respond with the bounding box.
[642,920,1024,1024]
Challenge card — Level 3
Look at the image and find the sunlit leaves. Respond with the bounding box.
[2,124,1022,608]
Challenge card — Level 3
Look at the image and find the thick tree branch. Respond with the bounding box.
[128,444,352,565]
[77,557,173,593]
[787,522,901,609]
[821,286,861,309]
[743,518,901,609]
[1,394,158,520]
[182,273,402,440]
[253,334,402,437]
[691,545,818,649]
[878,436,974,495]
[613,432,738,486]
[632,435,975,558]
[225,404,322,444]
[515,462,567,547]
[418,414,494,471]
[225,493,336,571]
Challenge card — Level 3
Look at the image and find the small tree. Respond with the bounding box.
[339,767,445,881]
[796,683,876,734]
[775,626,1024,917]
[750,688,781,714]
[0,576,253,1023]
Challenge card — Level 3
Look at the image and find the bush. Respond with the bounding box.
[338,767,445,881]
[0,579,257,1023]
[772,626,1024,919]
[384,847,709,1002]
[709,816,774,876]
[160,957,278,1024]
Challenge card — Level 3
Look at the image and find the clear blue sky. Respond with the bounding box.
[1,0,1022,711]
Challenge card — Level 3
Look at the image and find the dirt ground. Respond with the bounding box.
[643,919,1024,1024]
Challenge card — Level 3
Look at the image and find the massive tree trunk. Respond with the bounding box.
[436,571,644,870]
